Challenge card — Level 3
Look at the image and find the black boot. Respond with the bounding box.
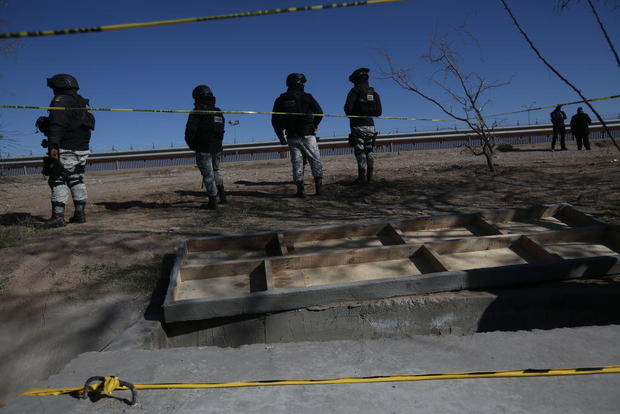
[314,178,323,195]
[295,182,305,198]
[42,202,66,228]
[69,200,86,224]
[350,168,367,185]
[367,168,374,184]
[201,196,218,210]
[217,185,227,204]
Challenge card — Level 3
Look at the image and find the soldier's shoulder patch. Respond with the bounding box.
[51,95,72,106]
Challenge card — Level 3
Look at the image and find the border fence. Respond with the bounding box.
[1,120,619,177]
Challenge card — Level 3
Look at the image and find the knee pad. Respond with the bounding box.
[67,176,84,188]
[48,177,65,188]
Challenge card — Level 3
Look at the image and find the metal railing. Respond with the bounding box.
[1,120,619,176]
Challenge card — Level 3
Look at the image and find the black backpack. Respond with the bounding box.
[355,86,379,116]
[185,108,225,150]
[70,95,95,131]
[278,92,314,132]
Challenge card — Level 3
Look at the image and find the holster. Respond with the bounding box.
[42,156,63,178]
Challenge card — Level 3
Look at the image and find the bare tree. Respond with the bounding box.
[555,0,620,69]
[381,29,507,172]
[500,0,620,152]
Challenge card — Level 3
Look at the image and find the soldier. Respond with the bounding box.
[272,73,324,198]
[570,107,592,150]
[184,85,226,210]
[37,74,95,228]
[344,68,382,184]
[550,105,567,151]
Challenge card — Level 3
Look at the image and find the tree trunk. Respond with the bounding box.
[483,145,495,172]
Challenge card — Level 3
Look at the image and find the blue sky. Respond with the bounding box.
[0,0,619,156]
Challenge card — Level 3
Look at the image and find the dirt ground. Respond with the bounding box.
[1,141,619,405]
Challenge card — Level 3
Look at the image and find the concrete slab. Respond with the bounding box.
[4,326,620,413]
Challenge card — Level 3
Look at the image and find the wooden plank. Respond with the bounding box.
[474,216,503,236]
[164,254,620,322]
[300,259,421,287]
[528,227,606,244]
[269,244,420,273]
[429,235,520,255]
[288,235,385,255]
[266,234,287,257]
[417,245,450,273]
[180,259,265,281]
[544,242,617,259]
[395,213,475,232]
[282,223,387,244]
[264,259,276,291]
[187,230,286,253]
[557,204,607,227]
[249,261,268,292]
[166,240,188,302]
[377,224,407,245]
[517,235,562,263]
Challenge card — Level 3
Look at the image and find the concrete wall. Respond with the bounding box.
[105,276,620,351]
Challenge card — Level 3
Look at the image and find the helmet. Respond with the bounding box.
[46,74,79,91]
[192,85,214,100]
[286,73,307,87]
[349,67,369,83]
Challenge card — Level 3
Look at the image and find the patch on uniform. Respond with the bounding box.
[53,96,63,103]
[282,100,297,108]
[366,94,374,101]
[214,116,224,123]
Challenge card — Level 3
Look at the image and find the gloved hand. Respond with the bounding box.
[48,147,59,160]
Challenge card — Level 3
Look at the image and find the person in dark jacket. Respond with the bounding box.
[185,85,226,210]
[272,73,324,197]
[570,107,592,150]
[344,68,382,184]
[550,105,567,151]
[37,74,95,227]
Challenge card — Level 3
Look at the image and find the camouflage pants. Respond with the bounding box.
[50,149,89,204]
[350,126,376,173]
[196,152,223,196]
[288,135,323,183]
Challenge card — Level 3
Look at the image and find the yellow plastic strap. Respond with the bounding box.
[0,0,406,39]
[490,94,620,117]
[21,365,620,397]
[102,376,120,395]
[0,105,452,122]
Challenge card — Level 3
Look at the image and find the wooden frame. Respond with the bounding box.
[164,204,619,322]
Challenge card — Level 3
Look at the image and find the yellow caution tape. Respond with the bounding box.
[0,0,406,39]
[21,365,620,396]
[0,105,452,122]
[490,94,620,117]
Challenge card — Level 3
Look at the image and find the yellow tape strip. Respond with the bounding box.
[0,0,406,39]
[490,94,620,117]
[0,105,451,122]
[21,365,620,396]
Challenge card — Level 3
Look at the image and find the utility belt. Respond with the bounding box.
[348,130,378,146]
[41,153,86,178]
[286,124,315,139]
